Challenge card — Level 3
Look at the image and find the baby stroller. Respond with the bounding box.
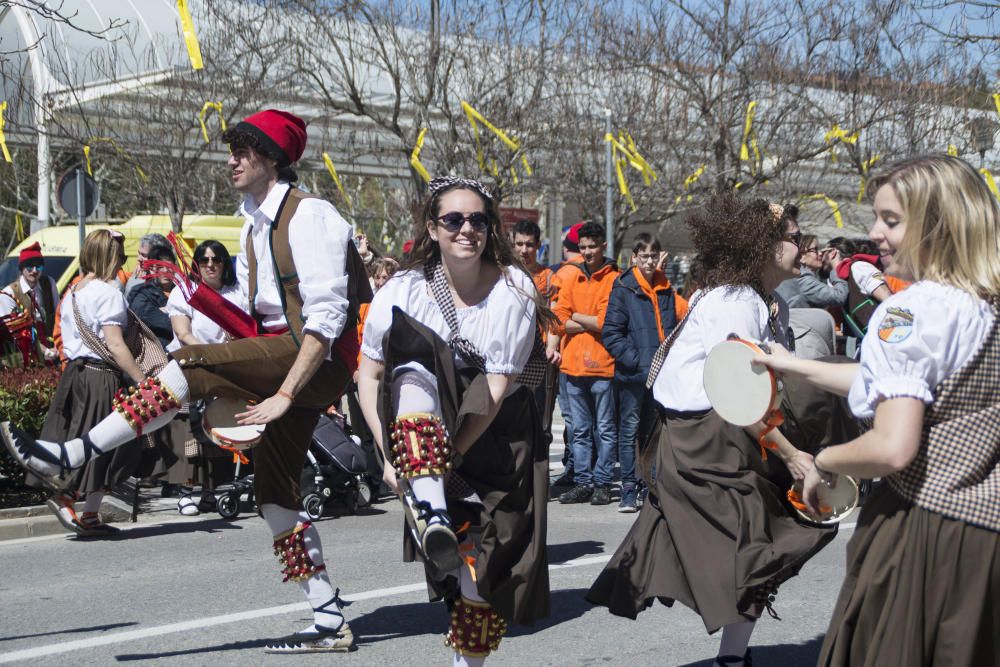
[189,400,256,520]
[300,413,376,520]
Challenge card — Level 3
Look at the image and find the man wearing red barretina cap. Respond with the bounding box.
[1,110,371,653]
[1,242,60,365]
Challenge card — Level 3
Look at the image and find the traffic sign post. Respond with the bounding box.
[56,168,100,274]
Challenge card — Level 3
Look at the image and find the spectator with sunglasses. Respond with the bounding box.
[6,242,60,348]
[775,208,849,309]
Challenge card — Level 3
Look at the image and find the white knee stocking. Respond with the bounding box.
[718,620,755,663]
[262,503,343,633]
[393,364,447,515]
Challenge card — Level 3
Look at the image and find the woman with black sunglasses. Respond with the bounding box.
[587,195,837,667]
[357,176,551,665]
[39,229,145,537]
[164,240,248,515]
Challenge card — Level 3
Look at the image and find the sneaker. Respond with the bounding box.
[558,484,593,504]
[618,485,639,513]
[590,486,612,506]
[549,470,575,488]
[264,622,356,653]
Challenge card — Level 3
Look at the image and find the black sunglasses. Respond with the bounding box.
[783,231,802,247]
[436,211,489,232]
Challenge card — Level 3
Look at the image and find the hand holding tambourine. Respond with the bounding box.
[704,336,858,524]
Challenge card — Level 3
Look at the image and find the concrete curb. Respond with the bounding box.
[0,494,177,542]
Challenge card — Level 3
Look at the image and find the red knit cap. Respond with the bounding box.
[563,222,584,252]
[18,242,43,267]
[235,109,307,164]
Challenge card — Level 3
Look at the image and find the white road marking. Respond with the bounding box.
[0,553,612,662]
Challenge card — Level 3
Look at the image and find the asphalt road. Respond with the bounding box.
[0,426,851,666]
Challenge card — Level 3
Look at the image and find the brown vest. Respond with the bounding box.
[245,187,373,349]
[887,299,1000,532]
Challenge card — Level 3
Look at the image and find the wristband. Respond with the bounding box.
[276,389,295,402]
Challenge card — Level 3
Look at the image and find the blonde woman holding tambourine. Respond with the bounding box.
[755,155,1000,667]
[587,194,836,667]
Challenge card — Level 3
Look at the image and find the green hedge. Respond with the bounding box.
[0,366,62,503]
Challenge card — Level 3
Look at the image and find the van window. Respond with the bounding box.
[0,257,74,292]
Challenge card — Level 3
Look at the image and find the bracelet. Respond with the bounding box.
[276,389,295,402]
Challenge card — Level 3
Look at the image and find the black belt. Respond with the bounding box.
[658,406,712,420]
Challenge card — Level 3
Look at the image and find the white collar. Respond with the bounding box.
[240,181,291,222]
[18,275,35,293]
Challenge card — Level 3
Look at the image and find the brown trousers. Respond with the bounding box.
[172,334,350,510]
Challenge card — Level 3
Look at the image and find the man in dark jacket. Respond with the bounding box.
[601,234,688,511]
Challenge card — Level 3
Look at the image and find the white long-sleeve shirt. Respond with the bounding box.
[235,182,353,357]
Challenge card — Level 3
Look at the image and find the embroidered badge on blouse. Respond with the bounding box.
[877,307,914,343]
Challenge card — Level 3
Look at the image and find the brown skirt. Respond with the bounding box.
[587,408,836,633]
[38,358,139,495]
[819,483,1000,666]
[379,307,550,626]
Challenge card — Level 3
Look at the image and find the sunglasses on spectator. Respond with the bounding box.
[197,256,222,266]
[783,231,802,247]
[435,211,489,232]
[108,230,125,243]
[23,264,42,272]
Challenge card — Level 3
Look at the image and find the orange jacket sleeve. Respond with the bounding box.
[675,293,689,320]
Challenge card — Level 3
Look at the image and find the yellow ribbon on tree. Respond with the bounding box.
[176,0,204,71]
[85,136,149,184]
[802,193,843,228]
[857,154,880,203]
[410,127,431,183]
[947,144,959,157]
[83,145,93,176]
[14,212,25,242]
[0,101,12,163]
[198,101,226,143]
[992,93,1000,120]
[322,152,352,209]
[824,124,858,162]
[604,132,658,213]
[739,101,761,173]
[981,168,1000,200]
[461,101,532,179]
[676,164,706,203]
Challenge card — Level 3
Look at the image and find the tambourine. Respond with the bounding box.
[788,475,859,525]
[202,397,265,451]
[703,337,783,427]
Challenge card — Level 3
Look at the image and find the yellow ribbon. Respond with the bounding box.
[824,124,858,162]
[198,101,226,143]
[993,93,1000,120]
[740,101,760,167]
[981,168,1000,200]
[322,152,352,209]
[83,145,93,176]
[947,144,959,157]
[803,193,843,228]
[84,137,148,184]
[135,165,150,183]
[0,101,12,163]
[176,0,203,71]
[14,211,24,241]
[409,127,431,183]
[605,132,658,213]
[676,164,706,203]
[857,154,880,203]
[461,101,532,180]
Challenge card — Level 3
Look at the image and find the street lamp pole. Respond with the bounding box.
[605,108,614,258]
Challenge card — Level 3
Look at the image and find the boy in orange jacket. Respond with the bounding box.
[552,222,620,505]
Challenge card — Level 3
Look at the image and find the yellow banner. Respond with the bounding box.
[409,127,431,183]
[0,101,11,163]
[322,152,352,209]
[740,101,759,164]
[981,167,1000,200]
[803,193,843,228]
[198,101,226,143]
[676,164,706,203]
[856,154,880,203]
[461,101,532,180]
[177,0,204,71]
[824,124,858,162]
